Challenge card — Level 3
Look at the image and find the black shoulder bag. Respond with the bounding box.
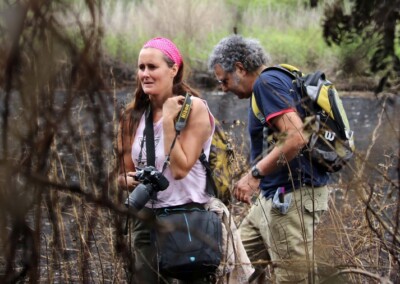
[148,94,222,280]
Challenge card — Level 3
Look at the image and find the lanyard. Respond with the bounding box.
[137,93,193,174]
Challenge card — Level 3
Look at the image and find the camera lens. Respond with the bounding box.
[124,167,169,212]
[125,183,153,212]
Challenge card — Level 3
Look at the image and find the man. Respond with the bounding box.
[208,34,330,283]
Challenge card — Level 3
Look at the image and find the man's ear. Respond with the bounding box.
[235,62,246,75]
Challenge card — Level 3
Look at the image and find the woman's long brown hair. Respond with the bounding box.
[117,52,201,173]
[124,54,200,139]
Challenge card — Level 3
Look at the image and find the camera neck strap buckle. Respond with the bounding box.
[175,93,192,133]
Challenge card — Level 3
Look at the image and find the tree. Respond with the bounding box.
[322,0,400,93]
[310,0,318,8]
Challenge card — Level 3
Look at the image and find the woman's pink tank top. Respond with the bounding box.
[131,100,215,208]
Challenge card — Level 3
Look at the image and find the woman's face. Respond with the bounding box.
[138,48,178,97]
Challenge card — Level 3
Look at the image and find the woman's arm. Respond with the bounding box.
[163,96,212,179]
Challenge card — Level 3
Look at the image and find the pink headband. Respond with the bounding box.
[143,37,183,68]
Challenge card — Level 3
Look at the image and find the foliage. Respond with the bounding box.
[99,0,339,74]
[335,38,374,77]
[323,0,400,92]
[99,0,399,90]
[103,34,138,63]
[244,26,340,72]
[101,0,233,71]
[227,0,309,9]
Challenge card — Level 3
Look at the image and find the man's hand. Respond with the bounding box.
[234,173,260,204]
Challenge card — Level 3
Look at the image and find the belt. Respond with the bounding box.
[154,202,205,215]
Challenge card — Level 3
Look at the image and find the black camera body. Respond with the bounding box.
[125,166,169,212]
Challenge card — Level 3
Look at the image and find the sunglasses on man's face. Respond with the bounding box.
[217,78,228,85]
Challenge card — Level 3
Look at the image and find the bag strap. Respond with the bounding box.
[174,94,216,197]
[251,94,266,125]
[199,151,217,197]
[252,65,297,125]
[253,64,309,125]
[137,93,194,173]
[142,93,216,197]
[161,93,192,173]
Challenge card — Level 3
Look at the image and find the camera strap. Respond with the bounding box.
[145,106,156,166]
[124,106,156,234]
[161,93,192,173]
[175,93,192,133]
[140,94,193,173]
[142,95,214,197]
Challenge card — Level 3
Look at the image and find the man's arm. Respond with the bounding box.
[234,111,307,204]
[256,111,307,174]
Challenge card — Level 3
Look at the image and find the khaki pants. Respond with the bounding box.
[239,186,329,283]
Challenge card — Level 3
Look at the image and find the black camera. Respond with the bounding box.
[125,166,169,212]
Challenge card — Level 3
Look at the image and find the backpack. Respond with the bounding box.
[175,93,234,204]
[251,64,355,172]
[207,119,234,204]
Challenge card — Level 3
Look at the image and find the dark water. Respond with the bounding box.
[2,89,398,181]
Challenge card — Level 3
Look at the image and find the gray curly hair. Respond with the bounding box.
[208,34,270,73]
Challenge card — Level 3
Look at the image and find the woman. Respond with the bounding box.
[117,37,216,283]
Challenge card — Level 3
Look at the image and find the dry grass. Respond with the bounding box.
[99,0,340,72]
[313,95,400,283]
[101,0,233,68]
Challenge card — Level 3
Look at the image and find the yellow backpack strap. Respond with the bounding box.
[279,63,300,73]
[251,93,266,125]
[253,64,300,125]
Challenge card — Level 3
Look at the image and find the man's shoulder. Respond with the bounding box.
[254,68,294,96]
[257,67,292,85]
[261,67,293,82]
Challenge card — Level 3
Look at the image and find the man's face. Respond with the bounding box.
[214,64,251,99]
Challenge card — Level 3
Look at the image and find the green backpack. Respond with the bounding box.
[251,64,355,172]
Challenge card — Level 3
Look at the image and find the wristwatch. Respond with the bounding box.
[251,165,264,179]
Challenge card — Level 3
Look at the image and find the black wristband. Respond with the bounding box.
[251,165,264,179]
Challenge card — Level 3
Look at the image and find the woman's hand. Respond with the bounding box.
[118,172,140,191]
[162,95,186,122]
